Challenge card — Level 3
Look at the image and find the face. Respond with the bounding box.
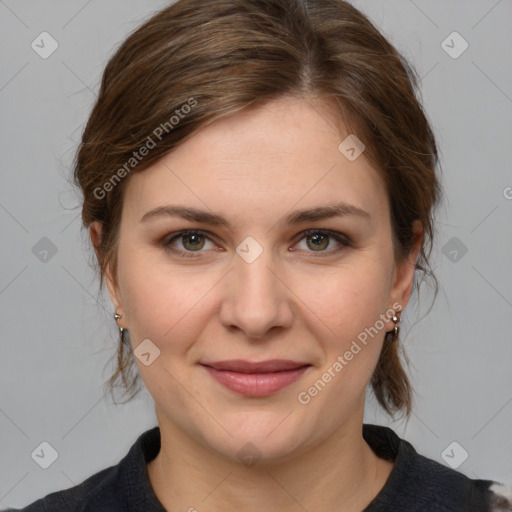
[92,95,420,464]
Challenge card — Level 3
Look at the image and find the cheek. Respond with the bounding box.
[299,261,392,340]
[293,258,393,389]
[293,267,391,422]
[116,247,213,347]
[117,252,214,408]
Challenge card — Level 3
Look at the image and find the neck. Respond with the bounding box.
[147,409,394,512]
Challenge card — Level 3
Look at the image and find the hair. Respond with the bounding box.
[73,0,441,419]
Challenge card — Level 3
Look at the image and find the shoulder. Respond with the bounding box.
[2,426,162,512]
[363,423,512,511]
[2,459,127,512]
[1,464,120,512]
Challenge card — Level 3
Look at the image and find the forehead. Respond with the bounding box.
[122,96,388,228]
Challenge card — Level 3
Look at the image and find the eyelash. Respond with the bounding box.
[161,229,351,259]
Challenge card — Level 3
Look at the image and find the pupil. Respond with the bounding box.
[186,234,202,249]
[310,234,327,250]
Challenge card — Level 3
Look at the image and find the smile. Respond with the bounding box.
[199,360,312,397]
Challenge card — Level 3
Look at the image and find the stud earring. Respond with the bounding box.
[113,310,125,334]
[391,312,401,337]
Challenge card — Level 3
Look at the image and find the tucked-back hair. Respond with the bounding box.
[74,0,441,418]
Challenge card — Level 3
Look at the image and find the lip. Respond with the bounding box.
[200,359,311,397]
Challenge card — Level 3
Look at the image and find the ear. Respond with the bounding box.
[388,220,423,321]
[89,221,123,316]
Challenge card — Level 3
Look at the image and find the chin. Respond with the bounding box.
[204,408,314,465]
[214,435,306,468]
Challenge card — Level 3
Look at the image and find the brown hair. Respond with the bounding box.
[73,0,441,419]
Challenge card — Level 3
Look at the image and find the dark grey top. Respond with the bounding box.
[5,424,510,511]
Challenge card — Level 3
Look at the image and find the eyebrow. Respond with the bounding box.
[140,202,370,229]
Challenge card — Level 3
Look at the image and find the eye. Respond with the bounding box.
[292,229,351,256]
[162,228,351,258]
[163,230,216,257]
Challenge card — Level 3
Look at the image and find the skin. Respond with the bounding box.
[91,95,422,512]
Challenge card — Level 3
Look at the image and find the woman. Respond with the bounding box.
[8,0,511,510]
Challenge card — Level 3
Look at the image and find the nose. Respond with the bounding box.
[218,245,294,340]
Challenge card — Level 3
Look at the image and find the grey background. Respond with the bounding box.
[1,0,511,508]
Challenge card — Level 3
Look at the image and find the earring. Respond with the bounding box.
[113,310,125,334]
[391,312,401,337]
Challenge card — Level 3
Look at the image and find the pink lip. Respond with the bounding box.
[200,359,311,397]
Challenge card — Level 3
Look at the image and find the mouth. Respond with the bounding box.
[199,359,312,397]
